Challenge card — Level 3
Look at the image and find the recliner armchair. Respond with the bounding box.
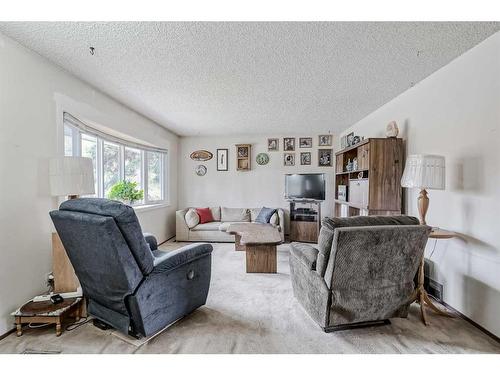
[50,198,213,338]
[289,216,431,331]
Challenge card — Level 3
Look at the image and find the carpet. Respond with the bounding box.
[0,242,499,354]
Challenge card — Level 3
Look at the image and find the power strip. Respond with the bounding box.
[33,288,82,302]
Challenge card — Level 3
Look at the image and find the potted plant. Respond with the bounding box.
[108,180,144,205]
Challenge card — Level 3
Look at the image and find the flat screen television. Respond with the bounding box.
[285,173,325,201]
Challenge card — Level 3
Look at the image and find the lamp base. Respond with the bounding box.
[417,189,429,225]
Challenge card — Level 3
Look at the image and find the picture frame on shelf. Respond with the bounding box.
[283,138,295,151]
[284,153,295,166]
[318,134,332,146]
[299,137,312,148]
[268,138,279,151]
[300,152,311,165]
[318,149,333,167]
[216,148,228,171]
[346,132,354,147]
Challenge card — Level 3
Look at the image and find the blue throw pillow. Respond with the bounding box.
[255,207,276,224]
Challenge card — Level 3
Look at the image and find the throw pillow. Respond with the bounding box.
[269,212,279,226]
[196,207,214,224]
[255,207,276,224]
[185,209,200,228]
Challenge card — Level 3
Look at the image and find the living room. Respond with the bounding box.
[1,0,499,370]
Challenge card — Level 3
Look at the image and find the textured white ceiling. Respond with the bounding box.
[0,22,498,136]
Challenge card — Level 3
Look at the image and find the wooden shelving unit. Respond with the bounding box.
[236,144,251,171]
[334,138,404,217]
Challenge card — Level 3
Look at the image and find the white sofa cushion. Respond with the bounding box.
[249,208,261,222]
[210,207,221,221]
[185,209,200,228]
[270,212,279,226]
[191,222,221,231]
[218,222,242,232]
[221,207,250,222]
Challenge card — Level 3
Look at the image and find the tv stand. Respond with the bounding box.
[289,200,321,243]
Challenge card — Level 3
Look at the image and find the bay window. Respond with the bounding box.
[63,112,167,206]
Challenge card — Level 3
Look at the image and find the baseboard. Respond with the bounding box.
[0,327,15,341]
[430,297,500,344]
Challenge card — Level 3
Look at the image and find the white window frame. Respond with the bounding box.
[63,114,167,207]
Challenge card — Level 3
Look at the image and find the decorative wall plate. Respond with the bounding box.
[256,153,269,165]
[190,150,213,161]
[195,165,207,176]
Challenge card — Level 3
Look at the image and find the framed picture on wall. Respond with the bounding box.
[299,137,312,148]
[300,152,311,165]
[268,138,279,151]
[217,149,228,171]
[283,138,295,151]
[284,153,295,166]
[318,134,332,146]
[318,149,333,167]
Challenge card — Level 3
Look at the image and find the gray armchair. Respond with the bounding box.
[50,198,212,338]
[290,216,430,331]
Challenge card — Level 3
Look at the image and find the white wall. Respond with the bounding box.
[338,32,500,336]
[179,135,336,230]
[0,33,178,335]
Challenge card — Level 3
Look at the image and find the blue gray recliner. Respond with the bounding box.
[50,198,213,338]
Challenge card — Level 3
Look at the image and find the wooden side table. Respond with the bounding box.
[411,229,456,325]
[13,297,83,337]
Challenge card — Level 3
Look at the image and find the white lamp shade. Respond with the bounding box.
[49,156,95,196]
[401,154,445,190]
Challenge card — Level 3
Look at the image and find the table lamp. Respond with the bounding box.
[401,154,445,225]
[49,156,95,199]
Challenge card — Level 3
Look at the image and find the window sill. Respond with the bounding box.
[133,203,170,213]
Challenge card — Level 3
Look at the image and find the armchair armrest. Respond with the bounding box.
[290,242,319,271]
[152,243,213,273]
[143,233,158,251]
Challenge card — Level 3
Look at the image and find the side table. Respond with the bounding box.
[411,229,456,325]
[13,297,83,337]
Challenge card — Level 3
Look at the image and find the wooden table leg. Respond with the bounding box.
[16,318,22,337]
[56,318,62,337]
[414,256,454,325]
[246,244,277,273]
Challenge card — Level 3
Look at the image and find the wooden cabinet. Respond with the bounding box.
[335,154,344,173]
[236,144,251,171]
[334,138,403,217]
[289,200,321,243]
[357,143,370,170]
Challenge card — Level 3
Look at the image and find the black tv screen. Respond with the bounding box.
[285,174,325,201]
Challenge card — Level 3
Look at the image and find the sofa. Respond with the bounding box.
[176,206,285,243]
[50,198,213,338]
[289,215,431,331]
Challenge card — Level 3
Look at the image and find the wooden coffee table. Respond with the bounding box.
[227,223,282,273]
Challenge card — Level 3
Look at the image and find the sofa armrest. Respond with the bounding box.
[152,243,213,273]
[175,208,190,241]
[276,208,285,242]
[143,233,158,251]
[290,242,319,271]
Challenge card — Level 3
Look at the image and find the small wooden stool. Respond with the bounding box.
[14,297,83,337]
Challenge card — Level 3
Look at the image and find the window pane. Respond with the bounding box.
[124,147,142,187]
[103,141,120,198]
[147,152,163,201]
[81,134,97,197]
[64,125,73,156]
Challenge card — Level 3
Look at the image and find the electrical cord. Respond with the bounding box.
[429,239,438,259]
[65,317,91,332]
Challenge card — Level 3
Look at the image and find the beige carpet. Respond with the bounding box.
[1,241,499,354]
